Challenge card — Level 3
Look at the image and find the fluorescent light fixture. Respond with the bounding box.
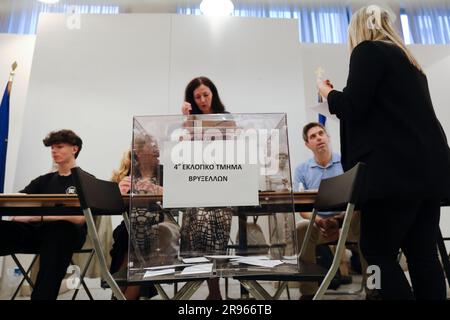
[200,0,234,16]
[38,0,60,4]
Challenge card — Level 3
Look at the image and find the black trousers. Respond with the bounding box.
[110,221,157,299]
[0,220,86,300]
[360,197,446,300]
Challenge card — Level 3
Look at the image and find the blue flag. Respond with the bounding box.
[0,83,11,193]
[317,92,327,125]
[318,113,326,126]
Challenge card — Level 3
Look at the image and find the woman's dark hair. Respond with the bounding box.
[43,129,83,158]
[184,76,226,114]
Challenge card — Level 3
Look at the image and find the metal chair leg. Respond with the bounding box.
[10,254,38,300]
[71,249,96,300]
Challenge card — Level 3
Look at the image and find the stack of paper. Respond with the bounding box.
[144,263,193,270]
[231,256,284,268]
[204,255,242,260]
[182,257,210,264]
[180,263,213,275]
[144,268,175,278]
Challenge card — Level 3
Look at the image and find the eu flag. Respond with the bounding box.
[318,114,326,126]
[0,83,11,193]
[317,92,326,126]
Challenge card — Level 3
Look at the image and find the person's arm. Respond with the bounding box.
[295,165,313,219]
[293,164,307,192]
[11,177,44,222]
[13,175,85,225]
[315,216,340,241]
[326,41,385,121]
[135,178,163,195]
[11,216,41,223]
[298,211,341,241]
[181,102,192,115]
[118,176,131,194]
[42,215,85,225]
[300,211,313,220]
[11,213,86,225]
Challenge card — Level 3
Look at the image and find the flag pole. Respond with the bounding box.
[8,61,18,92]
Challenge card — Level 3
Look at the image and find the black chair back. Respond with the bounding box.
[70,166,127,300]
[71,167,125,215]
[314,162,365,212]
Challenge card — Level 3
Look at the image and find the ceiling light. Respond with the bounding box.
[38,0,60,4]
[200,0,234,16]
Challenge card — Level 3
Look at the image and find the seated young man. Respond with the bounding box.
[294,122,366,300]
[0,129,87,300]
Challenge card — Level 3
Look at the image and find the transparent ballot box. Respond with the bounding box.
[128,113,297,282]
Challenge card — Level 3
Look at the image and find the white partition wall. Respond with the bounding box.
[14,13,308,189]
[14,13,172,187]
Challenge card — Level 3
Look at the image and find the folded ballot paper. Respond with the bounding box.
[308,101,338,122]
[180,263,213,275]
[182,257,210,264]
[144,268,176,278]
[231,256,284,268]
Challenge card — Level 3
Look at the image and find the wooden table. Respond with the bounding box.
[0,192,317,216]
[1,192,449,291]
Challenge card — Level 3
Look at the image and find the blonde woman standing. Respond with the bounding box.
[318,5,450,299]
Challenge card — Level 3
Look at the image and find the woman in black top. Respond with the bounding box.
[318,5,450,299]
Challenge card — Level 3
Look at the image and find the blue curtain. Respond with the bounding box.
[177,3,351,44]
[0,0,119,35]
[402,4,450,44]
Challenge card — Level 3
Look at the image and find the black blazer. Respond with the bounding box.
[328,40,450,201]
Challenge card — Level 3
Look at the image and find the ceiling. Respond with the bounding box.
[0,0,449,15]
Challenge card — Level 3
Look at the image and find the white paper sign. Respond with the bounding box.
[162,140,259,208]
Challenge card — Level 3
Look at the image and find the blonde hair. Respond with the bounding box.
[348,5,423,72]
[111,149,131,183]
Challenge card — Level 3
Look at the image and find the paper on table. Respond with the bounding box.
[182,257,210,264]
[282,255,298,264]
[308,102,338,122]
[205,255,242,260]
[231,255,269,261]
[144,263,193,270]
[233,258,284,268]
[144,268,175,278]
[180,263,213,275]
